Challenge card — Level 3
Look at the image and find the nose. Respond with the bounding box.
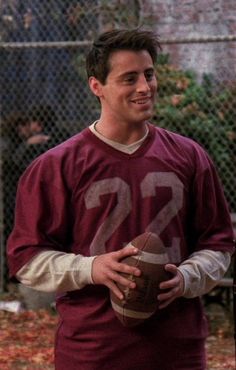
[136,74,151,93]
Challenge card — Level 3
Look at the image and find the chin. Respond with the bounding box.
[139,111,153,122]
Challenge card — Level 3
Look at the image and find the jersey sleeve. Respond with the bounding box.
[190,149,235,254]
[7,154,72,278]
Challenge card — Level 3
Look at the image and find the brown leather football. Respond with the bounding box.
[110,232,170,327]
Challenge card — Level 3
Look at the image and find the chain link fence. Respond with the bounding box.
[1,1,236,291]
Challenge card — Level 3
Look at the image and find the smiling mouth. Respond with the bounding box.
[132,97,151,105]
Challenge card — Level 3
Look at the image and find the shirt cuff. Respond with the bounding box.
[74,255,97,286]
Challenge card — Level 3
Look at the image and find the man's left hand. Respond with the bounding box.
[157,264,184,309]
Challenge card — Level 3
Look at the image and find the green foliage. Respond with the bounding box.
[153,55,236,209]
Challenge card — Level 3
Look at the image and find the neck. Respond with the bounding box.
[95,119,148,145]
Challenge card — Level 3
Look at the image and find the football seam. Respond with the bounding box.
[125,233,152,292]
[134,232,152,267]
[121,233,153,323]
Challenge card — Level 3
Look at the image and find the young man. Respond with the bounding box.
[7,29,234,369]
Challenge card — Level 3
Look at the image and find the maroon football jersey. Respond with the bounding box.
[7,123,234,369]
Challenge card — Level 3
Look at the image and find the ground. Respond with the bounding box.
[0,294,234,369]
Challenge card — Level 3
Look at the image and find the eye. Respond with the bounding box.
[123,75,136,84]
[145,70,155,81]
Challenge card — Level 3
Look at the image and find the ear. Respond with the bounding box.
[88,77,104,98]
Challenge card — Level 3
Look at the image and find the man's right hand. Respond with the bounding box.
[91,246,141,300]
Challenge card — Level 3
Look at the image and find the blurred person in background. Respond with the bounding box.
[2,106,66,291]
[10,105,59,173]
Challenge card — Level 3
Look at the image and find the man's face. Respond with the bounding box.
[30,120,43,135]
[17,123,31,139]
[91,49,157,126]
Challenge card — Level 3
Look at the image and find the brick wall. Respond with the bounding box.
[143,0,236,82]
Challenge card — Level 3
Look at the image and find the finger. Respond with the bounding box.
[157,290,174,302]
[157,288,179,310]
[159,276,178,290]
[107,281,124,300]
[165,263,178,274]
[112,247,141,276]
[158,296,175,309]
[116,261,141,277]
[159,264,178,289]
[107,273,137,300]
[109,270,136,289]
[158,287,178,302]
[114,245,139,259]
[116,274,136,289]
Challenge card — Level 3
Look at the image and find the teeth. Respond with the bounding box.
[133,96,151,104]
[135,100,149,104]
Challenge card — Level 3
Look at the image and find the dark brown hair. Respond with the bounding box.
[86,28,161,84]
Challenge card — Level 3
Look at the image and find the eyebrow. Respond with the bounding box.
[119,67,155,79]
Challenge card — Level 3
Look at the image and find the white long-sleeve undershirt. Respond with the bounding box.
[16,249,231,298]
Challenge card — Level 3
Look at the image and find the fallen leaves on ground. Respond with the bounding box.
[0,302,235,369]
[0,309,57,370]
[205,303,235,370]
[206,335,235,370]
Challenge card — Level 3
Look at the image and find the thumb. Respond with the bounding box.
[164,264,177,276]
